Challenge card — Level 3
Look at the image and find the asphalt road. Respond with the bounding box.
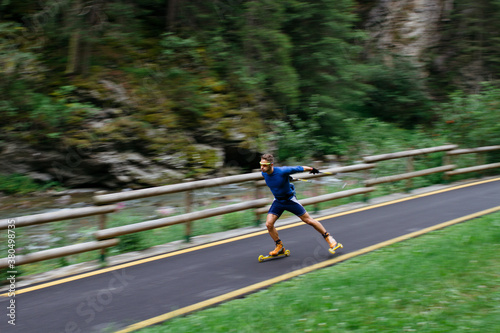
[1,178,500,333]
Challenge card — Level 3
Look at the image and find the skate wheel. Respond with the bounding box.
[258,255,264,262]
[285,249,291,256]
[329,243,343,254]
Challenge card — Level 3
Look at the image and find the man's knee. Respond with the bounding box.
[303,218,314,225]
[266,215,278,229]
[300,214,315,225]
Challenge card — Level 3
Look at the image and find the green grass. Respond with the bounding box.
[136,211,500,333]
[0,173,61,195]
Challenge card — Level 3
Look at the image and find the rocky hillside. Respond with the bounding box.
[0,76,264,188]
[365,0,454,70]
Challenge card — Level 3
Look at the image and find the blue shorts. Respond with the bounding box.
[268,196,307,218]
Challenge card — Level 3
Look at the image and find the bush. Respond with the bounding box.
[435,83,500,147]
[0,174,60,195]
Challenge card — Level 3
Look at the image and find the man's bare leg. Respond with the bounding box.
[299,212,339,248]
[298,212,327,234]
[266,213,286,255]
[265,213,280,241]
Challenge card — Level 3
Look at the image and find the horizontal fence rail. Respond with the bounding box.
[446,145,500,155]
[255,164,376,187]
[94,198,270,240]
[2,144,499,270]
[362,145,458,190]
[93,172,264,205]
[362,145,458,163]
[445,145,500,177]
[445,162,500,176]
[0,239,119,269]
[256,187,375,215]
[0,205,118,230]
[365,165,456,187]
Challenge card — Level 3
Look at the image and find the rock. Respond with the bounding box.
[155,206,177,216]
[55,195,72,205]
[99,79,135,108]
[155,153,189,169]
[92,151,186,186]
[190,144,225,169]
[365,0,454,71]
[0,136,247,190]
[27,171,54,182]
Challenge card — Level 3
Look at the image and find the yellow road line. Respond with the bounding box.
[267,176,500,229]
[116,204,500,333]
[2,177,499,297]
[0,232,269,296]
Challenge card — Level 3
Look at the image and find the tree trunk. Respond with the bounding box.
[65,31,80,75]
[65,0,82,75]
[167,0,179,31]
[80,37,91,76]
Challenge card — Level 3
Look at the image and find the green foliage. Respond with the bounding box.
[0,22,45,86]
[1,85,96,142]
[241,0,299,106]
[0,173,60,195]
[359,57,434,128]
[286,0,370,138]
[270,108,327,162]
[430,0,500,93]
[161,33,203,66]
[2,0,500,182]
[334,118,447,161]
[434,83,500,147]
[107,213,147,253]
[117,233,145,253]
[0,174,39,194]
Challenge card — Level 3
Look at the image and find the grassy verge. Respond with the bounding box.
[136,211,500,333]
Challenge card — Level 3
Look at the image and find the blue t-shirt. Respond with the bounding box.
[262,166,304,200]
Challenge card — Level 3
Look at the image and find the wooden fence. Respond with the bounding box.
[363,145,457,188]
[1,144,500,269]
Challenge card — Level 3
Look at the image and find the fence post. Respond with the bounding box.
[363,156,372,202]
[185,190,193,242]
[476,151,487,178]
[313,161,321,213]
[98,214,108,264]
[443,153,452,183]
[254,181,262,226]
[405,156,414,192]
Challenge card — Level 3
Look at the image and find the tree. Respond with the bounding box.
[435,83,500,148]
[358,56,433,128]
[65,0,107,76]
[283,0,369,145]
[167,0,180,31]
[430,0,500,93]
[241,0,299,106]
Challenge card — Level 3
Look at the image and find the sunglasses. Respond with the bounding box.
[259,162,272,166]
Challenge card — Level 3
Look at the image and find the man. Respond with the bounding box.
[260,153,342,256]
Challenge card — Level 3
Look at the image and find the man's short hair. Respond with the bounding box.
[261,153,274,164]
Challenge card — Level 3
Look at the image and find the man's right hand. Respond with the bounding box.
[310,167,320,174]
